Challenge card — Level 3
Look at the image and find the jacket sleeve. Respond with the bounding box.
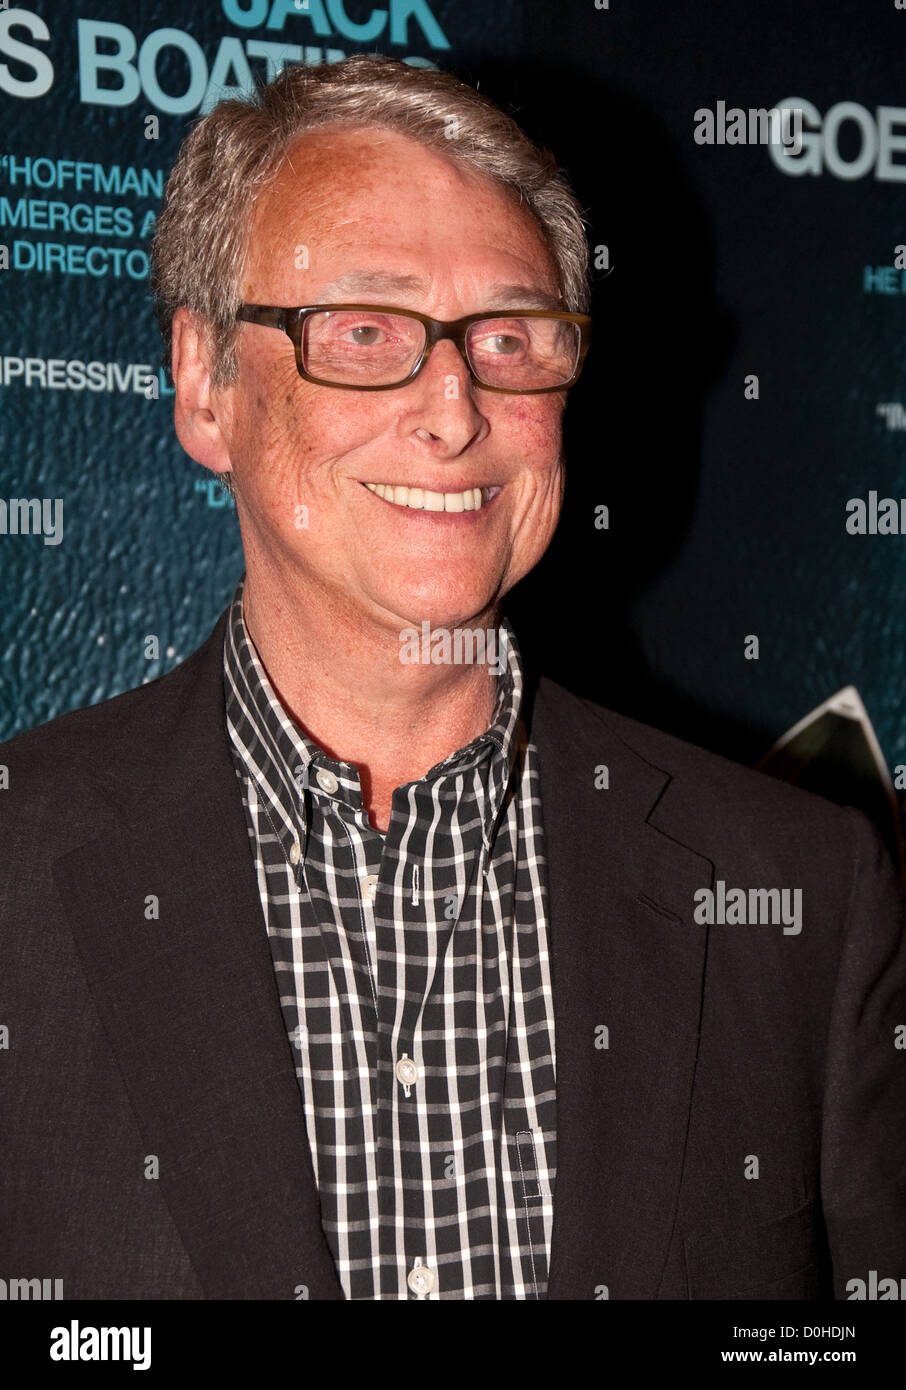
[821,808,906,1295]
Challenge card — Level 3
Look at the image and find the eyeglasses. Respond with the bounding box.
[235,303,592,394]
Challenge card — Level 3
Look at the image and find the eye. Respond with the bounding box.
[472,326,530,356]
[343,323,385,346]
[487,334,523,354]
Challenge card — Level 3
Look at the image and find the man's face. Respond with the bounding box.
[217,126,568,634]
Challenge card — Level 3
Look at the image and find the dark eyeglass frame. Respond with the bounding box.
[235,303,593,394]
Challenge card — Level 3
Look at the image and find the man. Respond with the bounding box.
[1,55,903,1302]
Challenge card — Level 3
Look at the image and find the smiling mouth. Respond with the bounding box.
[362,482,501,513]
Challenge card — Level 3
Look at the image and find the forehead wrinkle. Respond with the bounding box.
[314,270,429,299]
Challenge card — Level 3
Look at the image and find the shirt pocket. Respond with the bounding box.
[683,1198,821,1299]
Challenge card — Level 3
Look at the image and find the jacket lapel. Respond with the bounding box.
[52,610,344,1299]
[531,678,713,1300]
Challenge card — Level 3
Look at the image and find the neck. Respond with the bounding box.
[241,567,502,833]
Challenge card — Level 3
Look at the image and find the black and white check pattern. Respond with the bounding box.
[223,578,557,1299]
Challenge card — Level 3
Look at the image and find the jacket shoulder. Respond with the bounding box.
[0,610,227,836]
[535,675,874,842]
[1,640,203,763]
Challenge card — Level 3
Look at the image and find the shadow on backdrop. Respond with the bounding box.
[466,63,755,756]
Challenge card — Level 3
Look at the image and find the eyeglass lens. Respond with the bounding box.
[300,310,580,388]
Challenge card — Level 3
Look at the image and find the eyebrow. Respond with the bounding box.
[312,271,563,312]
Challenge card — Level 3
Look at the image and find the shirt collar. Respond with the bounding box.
[223,576,527,854]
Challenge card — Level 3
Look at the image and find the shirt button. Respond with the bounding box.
[289,840,301,865]
[361,873,379,904]
[315,767,339,795]
[407,1258,435,1298]
[395,1054,419,1097]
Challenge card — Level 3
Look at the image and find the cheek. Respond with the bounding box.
[268,389,391,467]
[498,402,564,503]
[500,399,562,462]
[232,364,303,464]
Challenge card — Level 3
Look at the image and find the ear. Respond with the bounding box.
[171,307,234,477]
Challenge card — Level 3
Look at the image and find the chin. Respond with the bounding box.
[386,589,499,632]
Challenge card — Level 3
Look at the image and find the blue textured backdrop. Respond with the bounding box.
[1,0,903,838]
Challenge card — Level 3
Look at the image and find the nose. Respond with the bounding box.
[404,339,487,454]
[424,335,473,389]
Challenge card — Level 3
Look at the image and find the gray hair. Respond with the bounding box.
[150,53,590,398]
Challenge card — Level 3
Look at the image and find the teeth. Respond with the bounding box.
[364,483,491,512]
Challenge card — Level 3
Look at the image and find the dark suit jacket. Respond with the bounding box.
[1,606,904,1300]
